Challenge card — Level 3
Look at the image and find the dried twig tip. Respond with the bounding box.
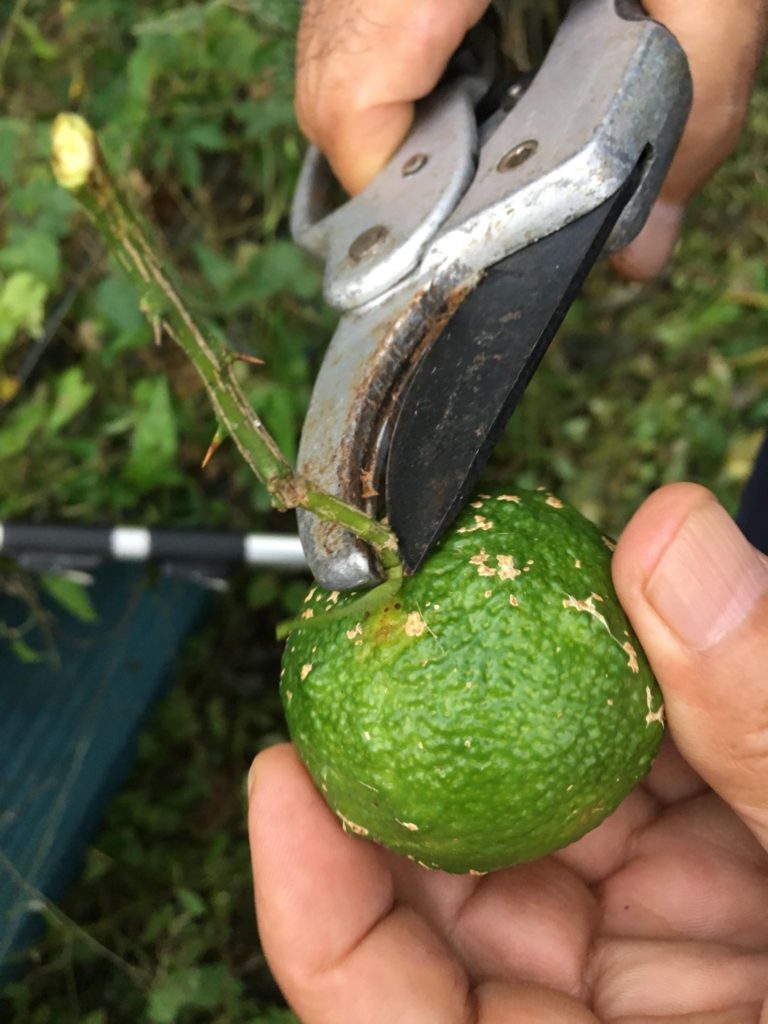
[51,113,96,190]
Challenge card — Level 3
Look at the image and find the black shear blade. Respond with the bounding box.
[385,171,639,573]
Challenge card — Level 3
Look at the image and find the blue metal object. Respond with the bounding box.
[0,566,209,984]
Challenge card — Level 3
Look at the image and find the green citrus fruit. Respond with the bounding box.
[280,488,664,874]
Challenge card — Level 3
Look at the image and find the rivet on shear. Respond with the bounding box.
[348,225,389,261]
[401,153,429,176]
[497,139,538,172]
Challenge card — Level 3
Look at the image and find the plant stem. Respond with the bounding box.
[50,113,402,576]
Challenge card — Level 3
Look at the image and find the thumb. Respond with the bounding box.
[612,483,768,849]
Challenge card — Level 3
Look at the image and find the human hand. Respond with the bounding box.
[294,1,767,279]
[249,483,768,1021]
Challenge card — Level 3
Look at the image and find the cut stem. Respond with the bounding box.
[51,113,402,573]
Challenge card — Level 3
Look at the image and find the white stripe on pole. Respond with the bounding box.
[0,523,4,551]
[243,534,306,569]
[110,527,152,560]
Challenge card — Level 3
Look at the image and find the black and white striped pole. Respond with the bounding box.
[0,522,307,587]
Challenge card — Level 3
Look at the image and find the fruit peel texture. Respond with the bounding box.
[280,489,664,874]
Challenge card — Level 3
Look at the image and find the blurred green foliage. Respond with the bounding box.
[0,0,325,530]
[1,0,767,1020]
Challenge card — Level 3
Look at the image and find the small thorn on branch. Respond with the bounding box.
[232,351,265,366]
[201,425,227,469]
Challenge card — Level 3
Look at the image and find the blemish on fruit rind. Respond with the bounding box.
[304,587,317,603]
[396,819,419,832]
[337,811,369,836]
[300,663,312,680]
[645,686,665,727]
[601,535,617,552]
[301,608,314,620]
[469,549,496,577]
[509,594,519,607]
[468,868,488,876]
[496,554,521,580]
[404,611,427,637]
[457,514,494,534]
[545,495,564,509]
[496,494,521,503]
[346,622,363,640]
[623,640,639,673]
[562,594,611,636]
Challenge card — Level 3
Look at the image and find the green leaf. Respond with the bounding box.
[0,118,24,181]
[47,367,96,433]
[176,886,206,917]
[0,228,61,288]
[95,275,143,332]
[235,95,295,140]
[248,240,319,302]
[126,377,179,489]
[15,13,61,61]
[183,121,228,151]
[0,271,48,349]
[194,243,239,293]
[40,574,98,624]
[9,637,42,663]
[147,964,239,1023]
[93,273,153,353]
[134,3,216,36]
[8,169,76,238]
[0,389,48,458]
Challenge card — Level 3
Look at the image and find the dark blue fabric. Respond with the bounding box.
[737,430,768,555]
[0,567,209,986]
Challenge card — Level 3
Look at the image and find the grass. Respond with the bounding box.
[0,1,767,1020]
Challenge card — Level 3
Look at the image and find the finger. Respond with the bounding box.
[637,791,768,873]
[610,0,768,279]
[449,859,596,998]
[592,938,768,1018]
[474,979,600,1023]
[248,744,472,1023]
[612,484,768,850]
[295,0,489,193]
[601,836,768,950]
[639,732,707,806]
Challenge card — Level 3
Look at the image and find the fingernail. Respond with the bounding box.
[247,758,258,801]
[616,199,684,279]
[646,500,768,650]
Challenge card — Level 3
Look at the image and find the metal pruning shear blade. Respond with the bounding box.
[290,0,692,591]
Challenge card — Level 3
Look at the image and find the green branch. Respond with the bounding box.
[50,113,401,577]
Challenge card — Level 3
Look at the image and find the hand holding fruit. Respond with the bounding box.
[249,484,768,1021]
[294,0,767,279]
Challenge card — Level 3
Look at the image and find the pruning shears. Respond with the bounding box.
[290,0,692,592]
